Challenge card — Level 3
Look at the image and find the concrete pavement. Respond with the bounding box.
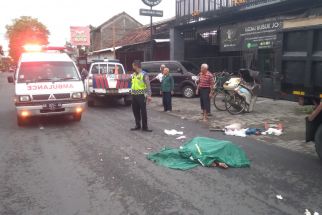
[149,96,317,157]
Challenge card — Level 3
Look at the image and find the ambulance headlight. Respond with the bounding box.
[19,95,31,102]
[72,92,82,99]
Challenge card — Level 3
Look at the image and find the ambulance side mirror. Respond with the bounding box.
[7,76,14,83]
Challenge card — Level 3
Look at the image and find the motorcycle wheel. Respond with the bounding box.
[225,94,246,115]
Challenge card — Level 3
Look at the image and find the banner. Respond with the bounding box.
[70,26,90,46]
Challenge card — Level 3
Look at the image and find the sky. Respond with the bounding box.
[0,0,176,54]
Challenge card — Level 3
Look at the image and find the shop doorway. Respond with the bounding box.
[257,49,275,98]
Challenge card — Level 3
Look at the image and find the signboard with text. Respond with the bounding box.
[70,26,90,46]
[220,18,283,52]
[140,9,163,17]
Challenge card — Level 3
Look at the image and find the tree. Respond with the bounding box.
[6,16,50,63]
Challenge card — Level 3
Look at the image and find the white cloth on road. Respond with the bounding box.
[262,128,283,136]
[224,128,247,137]
[164,129,183,136]
[176,136,186,140]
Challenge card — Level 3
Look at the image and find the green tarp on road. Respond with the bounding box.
[147,137,250,170]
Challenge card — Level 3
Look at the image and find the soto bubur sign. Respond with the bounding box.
[220,17,283,52]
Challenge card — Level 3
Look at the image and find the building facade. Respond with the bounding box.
[172,0,322,98]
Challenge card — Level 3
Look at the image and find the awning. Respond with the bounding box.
[91,46,123,54]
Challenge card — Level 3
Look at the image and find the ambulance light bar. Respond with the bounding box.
[23,44,67,53]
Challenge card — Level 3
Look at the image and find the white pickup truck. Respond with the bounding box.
[85,60,132,106]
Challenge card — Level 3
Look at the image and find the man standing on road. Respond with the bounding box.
[196,64,214,122]
[130,60,153,132]
[160,67,174,112]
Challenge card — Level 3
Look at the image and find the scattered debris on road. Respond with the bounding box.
[276,195,283,200]
[262,128,283,136]
[164,129,184,136]
[176,136,186,140]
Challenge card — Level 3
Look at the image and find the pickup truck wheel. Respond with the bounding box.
[73,114,82,122]
[314,125,322,161]
[182,85,195,98]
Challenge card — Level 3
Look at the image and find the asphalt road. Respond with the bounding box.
[0,73,321,215]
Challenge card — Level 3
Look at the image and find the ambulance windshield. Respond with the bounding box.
[17,62,80,83]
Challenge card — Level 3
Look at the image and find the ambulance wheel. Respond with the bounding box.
[73,114,82,122]
[315,125,322,161]
[17,116,26,127]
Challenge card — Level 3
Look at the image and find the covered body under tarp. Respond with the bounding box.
[147,137,250,170]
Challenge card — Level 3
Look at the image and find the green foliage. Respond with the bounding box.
[6,16,50,63]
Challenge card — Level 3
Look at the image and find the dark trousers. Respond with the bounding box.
[132,94,148,129]
[162,92,172,111]
[200,88,211,113]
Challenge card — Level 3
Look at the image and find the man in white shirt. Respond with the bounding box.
[151,64,166,82]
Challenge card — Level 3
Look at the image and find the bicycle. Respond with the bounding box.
[213,71,231,111]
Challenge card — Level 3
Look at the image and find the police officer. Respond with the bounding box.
[130,60,152,132]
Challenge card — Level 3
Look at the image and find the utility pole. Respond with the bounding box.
[113,22,116,59]
[140,0,163,61]
[150,5,153,61]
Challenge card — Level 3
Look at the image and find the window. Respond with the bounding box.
[181,62,200,74]
[100,64,108,74]
[91,64,99,74]
[142,64,160,73]
[167,64,182,73]
[108,64,125,74]
[18,61,79,83]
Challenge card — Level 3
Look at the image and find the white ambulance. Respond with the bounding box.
[7,45,87,126]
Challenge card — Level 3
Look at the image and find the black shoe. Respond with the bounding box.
[130,126,141,131]
[142,128,153,132]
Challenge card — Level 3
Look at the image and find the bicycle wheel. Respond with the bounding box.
[225,93,246,115]
[214,91,227,111]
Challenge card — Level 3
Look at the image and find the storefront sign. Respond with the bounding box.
[70,26,90,46]
[220,18,283,51]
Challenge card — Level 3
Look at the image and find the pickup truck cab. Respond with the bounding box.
[85,60,132,106]
[7,46,87,126]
